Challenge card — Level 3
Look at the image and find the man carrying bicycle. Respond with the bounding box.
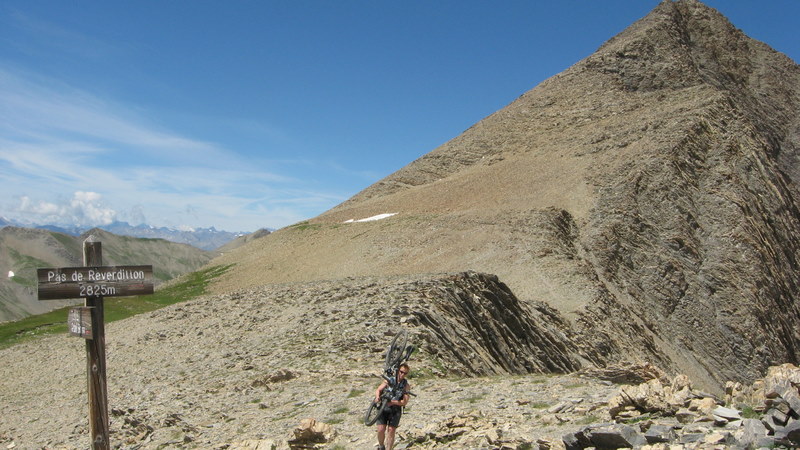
[374,363,411,450]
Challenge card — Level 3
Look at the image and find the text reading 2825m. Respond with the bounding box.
[80,284,117,297]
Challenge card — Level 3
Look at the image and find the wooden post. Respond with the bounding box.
[37,239,153,448]
[83,235,110,449]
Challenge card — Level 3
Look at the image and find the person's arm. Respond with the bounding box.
[374,380,388,403]
[390,392,410,407]
[389,384,410,407]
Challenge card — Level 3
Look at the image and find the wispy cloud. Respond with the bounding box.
[0,67,344,231]
[4,8,119,61]
[0,68,222,161]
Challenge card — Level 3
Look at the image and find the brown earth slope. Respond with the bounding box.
[211,0,800,391]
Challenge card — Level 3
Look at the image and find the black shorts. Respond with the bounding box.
[376,407,402,427]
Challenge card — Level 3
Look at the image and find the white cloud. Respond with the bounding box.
[18,191,117,227]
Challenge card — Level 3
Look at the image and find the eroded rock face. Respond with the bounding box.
[573,0,800,391]
[407,271,600,376]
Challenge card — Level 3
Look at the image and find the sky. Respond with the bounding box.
[0,1,798,233]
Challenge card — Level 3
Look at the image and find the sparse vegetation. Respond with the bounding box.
[0,264,232,349]
[288,221,321,231]
[9,274,36,288]
[347,389,365,398]
[464,394,485,404]
[417,356,447,378]
[8,248,50,270]
[49,232,81,255]
[622,413,651,424]
[574,414,601,425]
[741,405,761,419]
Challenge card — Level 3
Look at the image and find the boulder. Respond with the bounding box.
[586,424,647,449]
[287,419,335,449]
[675,408,698,424]
[711,406,741,420]
[643,424,676,444]
[774,420,800,447]
[562,428,591,450]
[688,397,716,413]
[765,363,800,385]
[763,408,789,432]
[608,378,673,419]
[703,431,733,445]
[578,362,667,385]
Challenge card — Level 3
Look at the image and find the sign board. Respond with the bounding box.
[37,265,154,300]
[69,307,93,339]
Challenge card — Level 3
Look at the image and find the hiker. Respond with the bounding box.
[374,363,411,450]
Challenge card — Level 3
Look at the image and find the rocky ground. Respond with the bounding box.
[2,272,799,449]
[0,273,613,448]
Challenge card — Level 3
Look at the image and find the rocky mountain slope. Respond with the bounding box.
[210,0,800,392]
[216,228,272,254]
[0,227,213,322]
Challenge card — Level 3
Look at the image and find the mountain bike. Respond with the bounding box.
[364,330,415,426]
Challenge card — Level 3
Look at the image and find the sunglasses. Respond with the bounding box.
[398,370,408,375]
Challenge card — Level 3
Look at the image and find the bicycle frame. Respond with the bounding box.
[364,330,415,426]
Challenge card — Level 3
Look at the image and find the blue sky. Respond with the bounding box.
[1,1,797,233]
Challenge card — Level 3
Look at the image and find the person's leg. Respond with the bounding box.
[386,425,397,450]
[376,424,386,449]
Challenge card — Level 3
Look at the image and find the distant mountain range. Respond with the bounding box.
[0,226,217,322]
[0,218,254,251]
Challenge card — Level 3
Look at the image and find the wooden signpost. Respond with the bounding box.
[37,265,154,300]
[38,235,154,450]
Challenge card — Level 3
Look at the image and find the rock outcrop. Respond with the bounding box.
[408,271,600,376]
[562,363,800,449]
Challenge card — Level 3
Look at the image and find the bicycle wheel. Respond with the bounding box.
[384,330,408,370]
[364,399,387,426]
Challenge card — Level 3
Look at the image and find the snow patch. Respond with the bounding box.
[8,271,14,278]
[343,213,397,223]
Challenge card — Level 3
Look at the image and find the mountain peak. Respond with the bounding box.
[589,0,795,94]
[326,0,798,222]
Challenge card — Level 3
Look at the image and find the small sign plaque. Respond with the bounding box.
[69,307,93,339]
